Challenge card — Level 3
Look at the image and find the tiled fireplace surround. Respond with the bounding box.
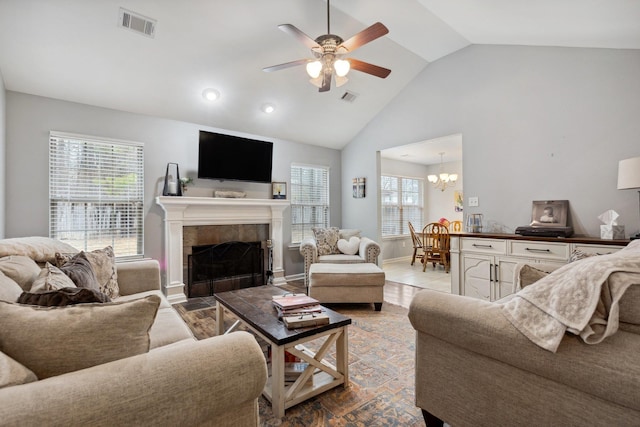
[156,197,290,304]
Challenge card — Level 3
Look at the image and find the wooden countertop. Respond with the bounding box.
[450,232,629,246]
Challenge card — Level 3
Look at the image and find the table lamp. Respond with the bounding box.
[617,156,640,240]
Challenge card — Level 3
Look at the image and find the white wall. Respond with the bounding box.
[0,71,5,238]
[343,45,640,243]
[5,92,342,280]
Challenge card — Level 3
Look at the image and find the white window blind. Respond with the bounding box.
[381,175,423,236]
[49,132,144,258]
[290,164,330,244]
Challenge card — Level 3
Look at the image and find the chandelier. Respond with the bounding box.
[428,152,458,191]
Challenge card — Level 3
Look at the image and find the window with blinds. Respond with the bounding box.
[381,175,423,237]
[49,132,144,258]
[290,164,330,244]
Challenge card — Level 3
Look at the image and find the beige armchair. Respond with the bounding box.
[299,228,380,289]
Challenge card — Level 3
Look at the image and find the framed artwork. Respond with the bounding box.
[454,191,463,212]
[272,182,286,199]
[353,177,366,198]
[530,200,569,227]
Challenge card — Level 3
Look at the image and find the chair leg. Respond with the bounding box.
[421,409,444,427]
[411,249,417,266]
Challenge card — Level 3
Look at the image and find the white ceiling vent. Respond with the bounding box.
[118,8,156,38]
[340,91,358,103]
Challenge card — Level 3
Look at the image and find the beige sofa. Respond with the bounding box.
[408,243,640,427]
[0,237,267,427]
[299,228,381,289]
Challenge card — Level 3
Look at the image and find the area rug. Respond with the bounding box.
[177,299,423,426]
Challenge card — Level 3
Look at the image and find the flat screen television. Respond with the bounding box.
[198,130,273,183]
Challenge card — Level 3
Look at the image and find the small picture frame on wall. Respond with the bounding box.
[353,177,366,198]
[530,200,569,227]
[272,182,286,199]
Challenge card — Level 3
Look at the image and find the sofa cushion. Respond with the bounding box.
[0,351,38,389]
[0,255,41,291]
[30,262,77,293]
[519,264,551,288]
[58,255,101,291]
[337,237,360,255]
[0,295,160,379]
[0,236,79,264]
[17,287,111,307]
[57,247,119,298]
[339,229,361,240]
[312,227,341,256]
[0,272,22,303]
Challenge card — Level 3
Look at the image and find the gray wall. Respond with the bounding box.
[5,92,342,280]
[343,45,640,243]
[0,71,5,238]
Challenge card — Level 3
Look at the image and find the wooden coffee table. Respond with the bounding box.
[214,285,351,418]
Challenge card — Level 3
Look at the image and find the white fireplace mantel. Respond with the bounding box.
[156,196,290,304]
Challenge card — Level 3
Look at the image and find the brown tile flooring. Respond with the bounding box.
[181,279,422,311]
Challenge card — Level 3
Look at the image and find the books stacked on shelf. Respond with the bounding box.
[266,346,312,385]
[272,293,329,329]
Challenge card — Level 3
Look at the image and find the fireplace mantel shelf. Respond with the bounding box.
[156,196,290,304]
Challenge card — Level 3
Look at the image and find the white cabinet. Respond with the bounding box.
[450,234,626,302]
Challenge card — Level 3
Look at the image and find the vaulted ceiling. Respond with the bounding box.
[1,0,638,153]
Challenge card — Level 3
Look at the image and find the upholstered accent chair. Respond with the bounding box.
[299,227,381,290]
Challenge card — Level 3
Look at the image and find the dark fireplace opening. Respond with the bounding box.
[187,241,265,297]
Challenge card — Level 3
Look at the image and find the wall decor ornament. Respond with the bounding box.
[163,163,182,196]
[272,182,286,199]
[353,177,366,198]
[454,190,463,212]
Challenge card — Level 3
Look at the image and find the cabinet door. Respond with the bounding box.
[495,258,519,300]
[461,254,492,301]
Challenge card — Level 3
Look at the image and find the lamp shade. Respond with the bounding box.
[617,156,640,189]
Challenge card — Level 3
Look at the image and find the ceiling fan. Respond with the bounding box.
[263,0,391,92]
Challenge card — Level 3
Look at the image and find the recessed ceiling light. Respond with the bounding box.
[261,103,275,114]
[202,88,220,101]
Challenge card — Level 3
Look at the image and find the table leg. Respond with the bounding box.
[215,301,224,336]
[336,327,349,387]
[271,344,285,418]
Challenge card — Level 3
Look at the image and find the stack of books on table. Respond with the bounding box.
[272,293,329,328]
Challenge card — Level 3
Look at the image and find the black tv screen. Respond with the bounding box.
[198,131,273,183]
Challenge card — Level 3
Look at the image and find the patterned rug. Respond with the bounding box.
[176,296,423,426]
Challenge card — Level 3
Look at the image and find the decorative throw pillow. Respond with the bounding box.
[337,237,361,255]
[30,263,77,293]
[0,236,78,264]
[17,287,111,307]
[57,247,119,298]
[312,227,341,256]
[0,271,22,303]
[0,255,42,291]
[58,255,100,291]
[519,265,549,288]
[0,351,38,389]
[339,229,361,240]
[0,295,160,379]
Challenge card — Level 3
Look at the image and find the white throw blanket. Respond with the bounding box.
[501,240,640,352]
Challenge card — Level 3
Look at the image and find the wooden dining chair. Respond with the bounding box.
[408,221,424,266]
[422,222,450,273]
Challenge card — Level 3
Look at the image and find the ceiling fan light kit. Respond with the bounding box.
[263,0,391,92]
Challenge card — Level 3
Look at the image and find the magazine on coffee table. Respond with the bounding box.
[272,293,320,310]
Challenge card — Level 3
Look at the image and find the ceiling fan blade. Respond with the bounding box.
[349,58,391,79]
[319,70,332,92]
[338,22,389,52]
[278,24,321,50]
[263,59,308,73]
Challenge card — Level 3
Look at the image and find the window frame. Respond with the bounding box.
[380,174,424,238]
[290,163,330,245]
[49,131,145,259]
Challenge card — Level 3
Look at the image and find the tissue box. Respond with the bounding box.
[600,225,625,240]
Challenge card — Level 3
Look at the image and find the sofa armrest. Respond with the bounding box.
[359,237,381,264]
[116,259,161,295]
[300,238,318,288]
[0,331,267,427]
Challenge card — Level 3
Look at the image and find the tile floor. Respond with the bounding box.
[382,257,452,294]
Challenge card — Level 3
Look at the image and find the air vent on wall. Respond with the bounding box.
[118,8,156,38]
[340,91,358,103]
